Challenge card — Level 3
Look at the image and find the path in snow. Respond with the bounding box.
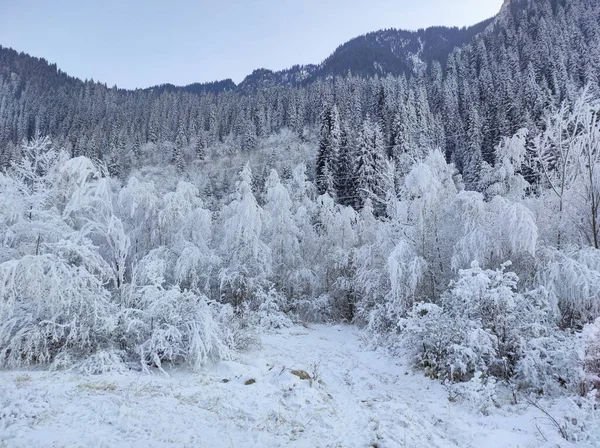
[0,324,591,447]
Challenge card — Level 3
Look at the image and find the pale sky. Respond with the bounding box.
[0,0,503,89]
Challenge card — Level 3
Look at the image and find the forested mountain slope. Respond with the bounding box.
[1,0,598,193]
[234,17,495,92]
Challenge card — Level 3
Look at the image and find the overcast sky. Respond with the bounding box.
[0,0,503,89]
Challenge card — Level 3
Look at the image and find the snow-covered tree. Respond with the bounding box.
[529,89,600,249]
[263,169,300,300]
[355,119,393,214]
[63,170,131,292]
[218,164,271,307]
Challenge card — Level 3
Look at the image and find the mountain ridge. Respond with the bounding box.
[0,5,503,97]
[157,17,498,95]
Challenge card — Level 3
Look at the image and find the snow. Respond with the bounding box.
[1,324,597,447]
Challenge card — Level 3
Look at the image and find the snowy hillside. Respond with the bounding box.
[2,325,597,447]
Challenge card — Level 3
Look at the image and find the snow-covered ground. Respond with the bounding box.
[1,324,597,447]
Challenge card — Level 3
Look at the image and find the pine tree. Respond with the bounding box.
[315,104,341,197]
[336,120,358,208]
[195,136,206,161]
[355,120,390,215]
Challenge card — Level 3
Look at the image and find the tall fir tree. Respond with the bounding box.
[316,104,341,197]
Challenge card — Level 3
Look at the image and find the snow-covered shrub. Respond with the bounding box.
[561,392,600,443]
[402,263,557,382]
[582,318,600,394]
[537,247,600,328]
[251,287,293,330]
[0,137,250,373]
[78,349,128,375]
[157,181,204,246]
[401,302,497,380]
[220,303,262,351]
[174,241,219,293]
[515,331,583,395]
[123,283,233,372]
[11,136,63,203]
[292,294,336,323]
[447,371,498,415]
[527,90,600,251]
[0,254,113,367]
[500,291,599,396]
[0,173,25,258]
[354,198,428,337]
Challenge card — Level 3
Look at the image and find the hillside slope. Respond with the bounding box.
[2,324,596,447]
